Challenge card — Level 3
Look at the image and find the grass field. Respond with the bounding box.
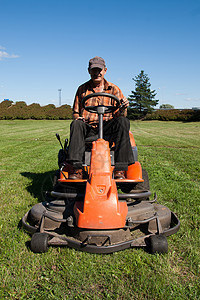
[0,120,199,299]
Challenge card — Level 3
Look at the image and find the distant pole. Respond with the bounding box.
[58,89,62,106]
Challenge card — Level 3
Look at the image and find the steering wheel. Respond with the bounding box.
[82,92,120,114]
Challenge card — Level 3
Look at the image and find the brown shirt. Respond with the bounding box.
[72,79,127,127]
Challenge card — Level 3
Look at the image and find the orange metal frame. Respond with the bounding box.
[58,131,143,183]
[58,132,144,229]
[74,139,128,229]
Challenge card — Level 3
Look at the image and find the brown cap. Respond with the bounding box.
[88,56,106,70]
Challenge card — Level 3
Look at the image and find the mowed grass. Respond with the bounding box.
[0,120,199,299]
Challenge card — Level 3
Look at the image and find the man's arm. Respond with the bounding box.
[111,85,129,117]
[72,88,86,121]
[72,90,80,120]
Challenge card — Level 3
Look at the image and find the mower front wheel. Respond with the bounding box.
[149,234,168,254]
[30,232,49,253]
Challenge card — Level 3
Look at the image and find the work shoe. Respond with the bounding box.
[69,169,83,180]
[114,170,125,179]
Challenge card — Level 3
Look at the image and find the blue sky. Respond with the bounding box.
[0,0,200,109]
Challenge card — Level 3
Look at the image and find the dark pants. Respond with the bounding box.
[67,116,134,170]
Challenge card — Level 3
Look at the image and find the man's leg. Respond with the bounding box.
[67,120,97,179]
[67,119,87,169]
[104,117,134,177]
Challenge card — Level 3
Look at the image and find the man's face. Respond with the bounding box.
[89,67,107,84]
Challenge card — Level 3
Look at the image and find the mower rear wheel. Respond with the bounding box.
[150,234,168,254]
[134,169,150,191]
[121,169,150,194]
[31,232,49,253]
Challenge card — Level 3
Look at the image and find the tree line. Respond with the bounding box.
[0,100,72,120]
[1,71,199,121]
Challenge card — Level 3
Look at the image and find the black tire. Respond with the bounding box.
[31,232,49,253]
[53,170,60,188]
[121,169,150,193]
[150,234,168,254]
[134,169,150,191]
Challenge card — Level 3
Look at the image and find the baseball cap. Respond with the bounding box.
[88,56,106,70]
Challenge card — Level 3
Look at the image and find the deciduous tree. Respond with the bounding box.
[160,104,174,109]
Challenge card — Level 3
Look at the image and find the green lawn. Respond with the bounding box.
[0,120,199,299]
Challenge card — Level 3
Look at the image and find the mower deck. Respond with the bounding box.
[22,196,180,254]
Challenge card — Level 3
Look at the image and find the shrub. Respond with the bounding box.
[0,101,72,120]
[145,109,200,122]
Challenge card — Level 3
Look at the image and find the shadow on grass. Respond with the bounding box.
[21,170,57,202]
[19,171,57,241]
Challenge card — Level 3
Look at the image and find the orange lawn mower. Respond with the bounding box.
[22,93,180,254]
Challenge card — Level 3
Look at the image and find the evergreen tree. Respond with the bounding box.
[128,70,158,119]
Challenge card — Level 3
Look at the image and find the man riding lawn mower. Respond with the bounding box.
[22,57,180,254]
[67,56,133,180]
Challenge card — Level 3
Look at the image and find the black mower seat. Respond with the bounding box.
[85,134,114,143]
[85,134,98,142]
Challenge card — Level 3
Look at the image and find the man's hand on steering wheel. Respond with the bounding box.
[119,97,129,112]
[77,116,85,122]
